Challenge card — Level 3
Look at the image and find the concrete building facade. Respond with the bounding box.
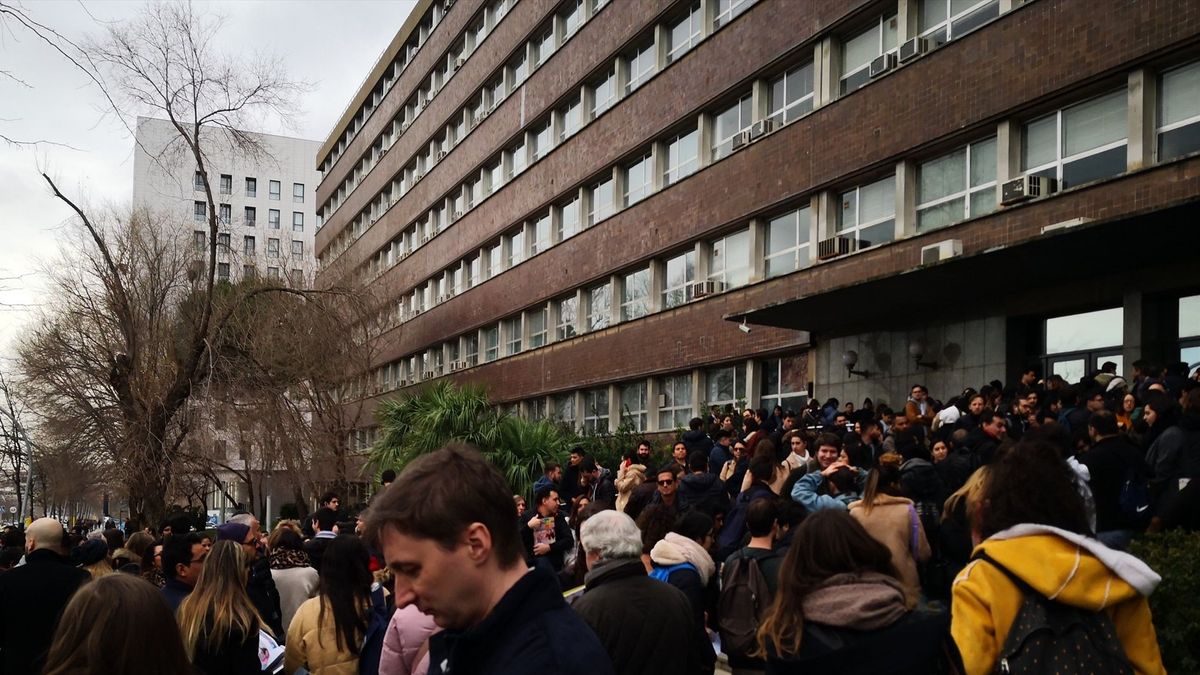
[316,0,1200,443]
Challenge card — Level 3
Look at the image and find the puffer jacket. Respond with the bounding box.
[379,604,438,675]
[677,471,727,513]
[951,524,1165,675]
[284,595,368,675]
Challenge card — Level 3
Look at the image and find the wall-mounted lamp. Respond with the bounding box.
[842,350,870,378]
[909,338,938,370]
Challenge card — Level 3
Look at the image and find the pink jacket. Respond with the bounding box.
[379,604,438,675]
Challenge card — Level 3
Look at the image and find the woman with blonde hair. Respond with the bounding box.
[176,540,264,674]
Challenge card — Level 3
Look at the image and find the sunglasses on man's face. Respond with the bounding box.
[658,479,675,486]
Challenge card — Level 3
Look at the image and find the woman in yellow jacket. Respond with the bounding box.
[951,439,1165,675]
[285,534,374,675]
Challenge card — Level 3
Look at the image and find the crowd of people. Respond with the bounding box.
[0,360,1193,674]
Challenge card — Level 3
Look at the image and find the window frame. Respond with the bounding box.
[620,268,651,321]
[765,206,812,279]
[664,127,700,185]
[837,176,896,251]
[556,295,578,340]
[662,250,696,309]
[916,136,998,233]
[1022,90,1128,189]
[658,373,694,430]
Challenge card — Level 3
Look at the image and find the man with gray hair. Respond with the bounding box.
[572,510,705,675]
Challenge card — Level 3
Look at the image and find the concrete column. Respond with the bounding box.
[896,159,917,238]
[1122,291,1144,375]
[751,79,770,124]
[573,288,585,336]
[897,0,918,42]
[1128,68,1157,171]
[748,218,766,283]
[573,391,585,430]
[694,241,711,282]
[654,24,670,69]
[744,359,760,411]
[699,0,716,36]
[607,384,620,433]
[692,368,705,421]
[609,273,621,326]
[647,376,662,432]
[648,259,665,313]
[698,112,715,166]
[996,119,1022,203]
[816,37,841,106]
[804,195,821,267]
[816,191,840,241]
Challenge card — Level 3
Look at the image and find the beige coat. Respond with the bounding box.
[847,494,930,607]
[284,596,366,675]
[614,463,646,513]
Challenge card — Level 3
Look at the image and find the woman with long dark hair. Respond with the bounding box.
[285,534,374,674]
[756,510,949,673]
[44,574,195,675]
[848,452,930,607]
[176,540,263,674]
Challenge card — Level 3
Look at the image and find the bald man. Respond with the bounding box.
[0,517,89,674]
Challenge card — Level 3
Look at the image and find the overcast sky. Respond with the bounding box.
[0,0,417,360]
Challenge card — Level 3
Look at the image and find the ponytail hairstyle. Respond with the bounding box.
[859,452,904,514]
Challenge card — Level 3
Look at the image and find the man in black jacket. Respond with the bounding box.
[1079,410,1150,550]
[0,517,89,674]
[574,510,704,675]
[679,452,727,514]
[520,486,573,572]
[365,444,613,675]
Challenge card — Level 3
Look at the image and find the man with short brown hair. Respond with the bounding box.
[365,445,613,675]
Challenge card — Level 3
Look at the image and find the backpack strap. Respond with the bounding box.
[971,550,1038,597]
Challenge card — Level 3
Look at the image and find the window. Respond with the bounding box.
[487,243,502,278]
[560,97,583,141]
[293,183,305,203]
[621,268,650,321]
[243,236,255,256]
[507,227,526,267]
[291,240,304,261]
[715,0,753,26]
[267,266,280,279]
[709,229,751,288]
[194,201,206,222]
[560,0,584,37]
[484,325,500,362]
[509,49,528,86]
[504,316,522,355]
[760,356,809,413]
[554,392,576,425]
[292,212,304,232]
[663,250,696,308]
[588,282,611,331]
[768,63,814,125]
[623,152,653,206]
[193,171,205,191]
[664,128,700,185]
[619,381,648,431]
[508,137,527,178]
[463,332,479,365]
[591,66,617,118]
[269,180,281,200]
[245,177,257,197]
[268,238,280,257]
[193,231,206,250]
[530,121,553,161]
[528,306,548,348]
[1179,296,1200,369]
[583,388,609,433]
[626,41,656,93]
[244,206,256,226]
[532,24,555,66]
[468,254,482,287]
[1045,308,1124,383]
[918,0,999,47]
[659,373,694,429]
[667,2,702,63]
[712,93,753,159]
[243,264,256,279]
[1158,61,1200,161]
[588,176,615,225]
[219,174,232,195]
[530,213,551,254]
[217,262,230,282]
[269,209,281,229]
[841,14,898,94]
[765,206,812,278]
[915,137,997,232]
[1023,90,1127,189]
[556,295,577,340]
[217,233,230,250]
[706,364,746,410]
[558,196,582,241]
[838,177,895,250]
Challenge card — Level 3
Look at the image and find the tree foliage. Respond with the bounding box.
[1129,531,1200,672]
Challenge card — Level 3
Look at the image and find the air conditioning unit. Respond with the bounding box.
[919,239,963,266]
[750,119,775,139]
[1001,175,1058,205]
[401,121,411,133]
[869,52,898,78]
[397,378,409,388]
[437,150,448,161]
[691,280,725,298]
[898,37,929,63]
[444,0,454,8]
[414,171,424,181]
[455,57,466,70]
[452,210,463,220]
[466,355,478,367]
[731,130,753,151]
[449,360,467,372]
[421,233,431,244]
[817,235,856,260]
[421,371,435,381]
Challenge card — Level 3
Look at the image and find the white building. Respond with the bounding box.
[132,116,322,284]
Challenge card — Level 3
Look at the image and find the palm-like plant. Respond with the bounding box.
[489,416,577,497]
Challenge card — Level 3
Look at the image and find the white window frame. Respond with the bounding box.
[712,93,753,160]
[588,176,615,225]
[530,212,551,254]
[1157,61,1200,160]
[662,250,696,309]
[591,66,618,118]
[664,127,700,185]
[667,2,703,63]
[626,41,657,93]
[709,228,752,288]
[918,0,1000,46]
[765,206,812,279]
[556,295,578,340]
[620,268,651,321]
[916,137,997,232]
[840,13,898,94]
[768,63,815,125]
[583,388,610,433]
[587,282,611,331]
[528,306,548,348]
[838,177,896,250]
[658,373,694,430]
[714,0,754,27]
[706,364,746,411]
[483,324,500,362]
[619,381,648,431]
[503,315,522,356]
[623,152,654,206]
[558,196,582,241]
[1022,90,1128,188]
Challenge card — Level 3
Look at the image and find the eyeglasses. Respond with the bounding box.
[657,479,675,486]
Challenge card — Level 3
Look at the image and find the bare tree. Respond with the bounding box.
[0,370,32,519]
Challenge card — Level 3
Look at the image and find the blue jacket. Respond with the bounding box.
[161,577,192,611]
[708,443,732,475]
[790,471,858,512]
[428,566,614,675]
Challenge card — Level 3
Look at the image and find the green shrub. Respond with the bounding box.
[1128,530,1200,672]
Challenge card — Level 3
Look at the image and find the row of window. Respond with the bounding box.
[319,0,472,173]
[194,172,304,202]
[362,57,1200,376]
[193,203,307,231]
[317,0,619,240]
[193,231,305,261]
[211,262,307,285]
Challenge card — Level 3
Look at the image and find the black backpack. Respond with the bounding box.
[718,551,776,659]
[972,551,1134,675]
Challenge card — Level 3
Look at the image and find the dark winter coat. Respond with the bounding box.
[519,511,574,571]
[765,608,952,674]
[583,477,618,508]
[428,566,614,675]
[0,548,89,674]
[717,483,775,561]
[1146,414,1200,485]
[573,559,703,675]
[677,471,727,514]
[246,555,285,642]
[683,429,712,460]
[1078,435,1150,532]
[161,576,193,612]
[707,443,732,475]
[193,624,260,675]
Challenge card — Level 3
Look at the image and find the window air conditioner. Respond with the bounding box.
[817,235,856,260]
[919,239,963,266]
[750,119,774,140]
[898,37,929,63]
[421,371,435,381]
[455,58,466,70]
[1001,175,1058,205]
[437,150,448,161]
[691,280,725,298]
[397,378,409,387]
[869,52,898,78]
[730,130,753,151]
[452,210,463,220]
